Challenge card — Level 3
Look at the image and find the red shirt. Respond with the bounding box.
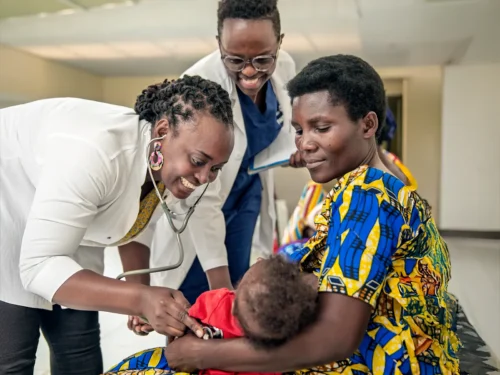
[189,288,280,375]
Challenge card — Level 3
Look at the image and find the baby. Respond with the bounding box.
[105,255,318,375]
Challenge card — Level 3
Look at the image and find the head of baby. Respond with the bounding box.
[232,255,319,349]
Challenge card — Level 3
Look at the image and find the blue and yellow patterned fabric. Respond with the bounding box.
[295,166,461,375]
[103,346,193,375]
[105,347,171,374]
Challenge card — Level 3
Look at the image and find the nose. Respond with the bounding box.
[195,167,212,185]
[241,63,257,77]
[297,131,317,153]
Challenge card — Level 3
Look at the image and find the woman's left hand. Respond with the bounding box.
[165,333,204,372]
[289,151,306,168]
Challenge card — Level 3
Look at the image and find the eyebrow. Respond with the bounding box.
[307,115,332,124]
[292,115,333,127]
[198,151,213,160]
[220,44,276,58]
[197,150,230,167]
[233,50,275,57]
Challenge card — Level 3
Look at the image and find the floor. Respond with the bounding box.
[446,238,500,359]
[33,238,500,374]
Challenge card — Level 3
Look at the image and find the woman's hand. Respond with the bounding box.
[139,286,205,338]
[289,151,306,168]
[127,315,154,336]
[165,333,205,372]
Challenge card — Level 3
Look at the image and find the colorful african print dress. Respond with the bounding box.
[294,166,461,375]
[104,347,175,375]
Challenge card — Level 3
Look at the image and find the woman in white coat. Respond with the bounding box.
[148,0,301,308]
[0,76,234,374]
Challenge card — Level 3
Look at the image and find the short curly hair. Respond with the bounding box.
[233,255,318,349]
[287,55,386,137]
[134,75,233,133]
[217,0,281,39]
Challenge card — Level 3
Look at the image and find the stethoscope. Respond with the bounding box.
[116,135,209,281]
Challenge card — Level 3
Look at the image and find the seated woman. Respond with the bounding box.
[278,109,417,261]
[164,54,462,375]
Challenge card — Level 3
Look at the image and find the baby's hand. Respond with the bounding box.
[127,315,154,336]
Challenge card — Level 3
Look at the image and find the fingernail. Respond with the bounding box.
[196,329,204,338]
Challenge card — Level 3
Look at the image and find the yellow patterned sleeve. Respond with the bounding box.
[317,184,404,308]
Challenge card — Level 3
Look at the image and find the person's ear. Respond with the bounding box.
[302,272,319,289]
[361,112,378,139]
[153,118,170,139]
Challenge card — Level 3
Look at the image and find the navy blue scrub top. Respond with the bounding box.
[221,81,283,277]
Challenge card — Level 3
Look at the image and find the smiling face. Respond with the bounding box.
[292,90,379,184]
[218,18,281,101]
[153,113,234,199]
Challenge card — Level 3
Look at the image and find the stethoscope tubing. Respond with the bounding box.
[116,136,209,280]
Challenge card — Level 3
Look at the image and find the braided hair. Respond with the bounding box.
[217,0,281,39]
[134,75,233,134]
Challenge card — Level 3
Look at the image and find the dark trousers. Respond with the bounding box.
[0,300,103,375]
[179,201,259,305]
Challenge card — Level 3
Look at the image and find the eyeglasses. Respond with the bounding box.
[221,54,277,72]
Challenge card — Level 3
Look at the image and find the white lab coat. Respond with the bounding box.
[150,50,297,289]
[0,98,188,309]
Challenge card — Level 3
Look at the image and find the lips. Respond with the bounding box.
[305,160,325,169]
[180,177,196,191]
[238,76,263,90]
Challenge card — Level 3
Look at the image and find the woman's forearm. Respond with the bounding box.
[206,266,233,290]
[118,242,151,285]
[197,323,341,372]
[192,293,369,372]
[53,269,148,316]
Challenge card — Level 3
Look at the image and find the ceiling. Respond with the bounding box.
[0,0,131,19]
[0,0,498,76]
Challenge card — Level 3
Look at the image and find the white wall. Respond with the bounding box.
[440,64,500,231]
[0,44,102,102]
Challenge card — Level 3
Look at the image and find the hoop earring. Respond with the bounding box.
[149,141,164,171]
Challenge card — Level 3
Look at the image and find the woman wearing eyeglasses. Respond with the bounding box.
[143,0,300,323]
